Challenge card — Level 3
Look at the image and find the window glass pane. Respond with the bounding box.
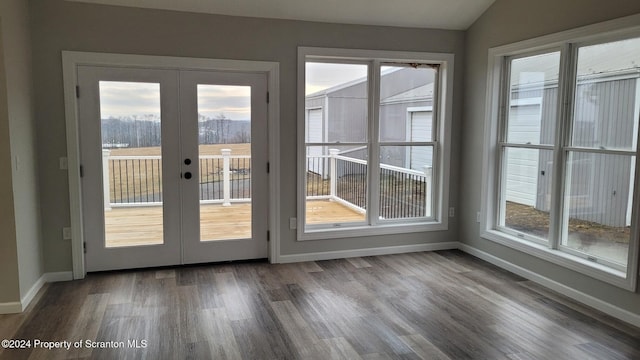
[500,147,554,241]
[571,38,640,150]
[305,62,368,143]
[507,52,560,145]
[380,146,433,219]
[379,65,436,142]
[305,145,367,227]
[562,152,633,267]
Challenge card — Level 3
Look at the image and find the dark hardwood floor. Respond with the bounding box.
[1,250,639,359]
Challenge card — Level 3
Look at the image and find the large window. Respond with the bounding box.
[298,48,453,240]
[482,30,640,289]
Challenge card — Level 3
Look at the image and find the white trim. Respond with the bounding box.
[277,242,459,263]
[62,51,281,273]
[480,229,632,287]
[480,17,640,291]
[509,97,543,107]
[0,271,73,314]
[19,276,46,311]
[487,13,640,57]
[0,302,22,314]
[297,47,453,240]
[459,244,640,329]
[627,79,640,227]
[44,271,74,282]
[300,221,447,241]
[19,272,73,312]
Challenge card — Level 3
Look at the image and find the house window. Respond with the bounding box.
[298,47,453,240]
[482,31,640,289]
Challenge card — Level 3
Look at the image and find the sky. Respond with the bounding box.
[99,82,252,120]
[98,63,368,120]
[305,62,367,95]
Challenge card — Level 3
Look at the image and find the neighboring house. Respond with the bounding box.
[305,67,435,176]
[506,45,640,227]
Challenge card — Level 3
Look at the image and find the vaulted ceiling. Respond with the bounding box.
[67,0,496,30]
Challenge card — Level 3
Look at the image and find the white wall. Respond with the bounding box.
[461,0,640,316]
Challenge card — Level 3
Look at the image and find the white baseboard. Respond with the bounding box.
[459,244,640,329]
[0,302,22,314]
[0,271,73,315]
[277,242,460,263]
[44,271,73,282]
[19,276,47,313]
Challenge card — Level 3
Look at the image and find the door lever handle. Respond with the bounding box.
[184,172,192,179]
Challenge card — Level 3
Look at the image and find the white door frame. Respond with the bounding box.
[62,51,281,279]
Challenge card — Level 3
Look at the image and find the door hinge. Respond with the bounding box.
[79,165,84,177]
[83,241,87,253]
[266,92,270,104]
[267,230,270,242]
[267,162,270,173]
[76,86,80,98]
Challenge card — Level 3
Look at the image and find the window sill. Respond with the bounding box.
[298,220,448,241]
[480,228,634,291]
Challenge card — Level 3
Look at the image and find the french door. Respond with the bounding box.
[77,65,268,272]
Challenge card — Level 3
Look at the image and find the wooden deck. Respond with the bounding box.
[104,200,365,247]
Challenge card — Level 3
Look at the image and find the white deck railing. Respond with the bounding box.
[103,148,432,218]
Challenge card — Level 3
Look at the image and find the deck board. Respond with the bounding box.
[105,200,365,247]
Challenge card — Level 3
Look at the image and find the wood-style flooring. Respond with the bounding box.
[1,250,639,359]
[105,200,365,247]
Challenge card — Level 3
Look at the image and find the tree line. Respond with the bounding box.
[101,114,251,148]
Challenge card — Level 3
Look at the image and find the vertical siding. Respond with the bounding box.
[531,78,637,227]
[379,100,430,168]
[327,81,368,143]
[569,78,637,227]
[535,86,558,211]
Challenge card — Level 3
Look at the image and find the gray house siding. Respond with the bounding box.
[512,77,639,227]
[379,100,431,168]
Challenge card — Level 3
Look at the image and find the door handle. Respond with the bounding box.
[184,158,192,165]
[184,172,192,179]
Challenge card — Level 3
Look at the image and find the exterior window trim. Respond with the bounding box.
[297,47,454,241]
[480,15,640,290]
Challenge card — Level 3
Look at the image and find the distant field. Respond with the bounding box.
[109,143,251,156]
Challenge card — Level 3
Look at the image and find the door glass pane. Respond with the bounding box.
[571,37,640,150]
[379,146,433,219]
[507,52,560,146]
[500,147,554,241]
[100,81,163,247]
[197,85,252,241]
[562,152,632,267]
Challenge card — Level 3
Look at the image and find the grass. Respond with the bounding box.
[505,201,630,244]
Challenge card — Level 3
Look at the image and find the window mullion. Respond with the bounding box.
[495,57,511,228]
[368,60,381,225]
[549,43,577,250]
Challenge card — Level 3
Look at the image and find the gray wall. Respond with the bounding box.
[0,17,20,304]
[0,0,43,304]
[461,0,640,315]
[30,0,464,271]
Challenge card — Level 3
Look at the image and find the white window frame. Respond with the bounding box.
[297,47,454,241]
[480,15,640,290]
